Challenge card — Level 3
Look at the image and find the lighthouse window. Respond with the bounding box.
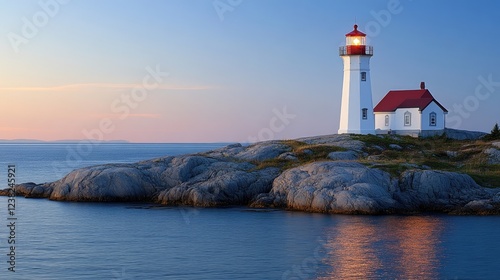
[430,112,437,126]
[404,111,412,126]
[385,115,389,126]
[361,72,367,81]
[362,108,368,120]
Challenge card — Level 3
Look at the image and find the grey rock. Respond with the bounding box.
[367,155,382,161]
[278,152,298,161]
[446,151,459,158]
[204,142,290,162]
[233,142,290,161]
[484,148,500,164]
[401,163,419,169]
[301,149,313,155]
[493,142,500,149]
[396,170,492,209]
[13,154,281,205]
[493,192,500,203]
[203,143,245,159]
[2,182,53,198]
[156,160,280,206]
[464,200,494,210]
[253,163,499,214]
[206,142,290,162]
[327,151,359,161]
[443,128,487,140]
[297,134,365,151]
[49,162,167,201]
[253,161,400,214]
[389,144,403,150]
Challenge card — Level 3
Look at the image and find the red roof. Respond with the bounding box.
[346,24,366,37]
[373,89,448,113]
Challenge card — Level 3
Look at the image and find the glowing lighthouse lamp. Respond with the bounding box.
[337,24,375,135]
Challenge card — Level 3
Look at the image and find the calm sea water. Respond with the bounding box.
[1,143,500,279]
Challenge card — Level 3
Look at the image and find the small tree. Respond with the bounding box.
[485,123,500,140]
[491,123,500,139]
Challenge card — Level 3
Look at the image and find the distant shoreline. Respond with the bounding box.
[0,139,240,145]
[0,139,129,144]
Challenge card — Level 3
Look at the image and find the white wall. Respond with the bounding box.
[393,108,421,131]
[421,101,446,130]
[374,113,394,130]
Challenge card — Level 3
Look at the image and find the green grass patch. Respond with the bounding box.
[253,136,500,188]
[420,160,457,170]
[469,172,500,188]
[252,140,346,171]
[254,158,297,171]
[280,140,308,150]
[351,134,401,147]
[352,134,500,187]
[380,150,403,160]
[462,163,500,188]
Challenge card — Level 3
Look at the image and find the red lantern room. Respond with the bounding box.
[339,24,373,56]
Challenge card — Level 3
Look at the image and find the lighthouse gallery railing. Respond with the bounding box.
[339,45,373,56]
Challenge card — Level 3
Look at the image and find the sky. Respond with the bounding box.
[1,0,500,143]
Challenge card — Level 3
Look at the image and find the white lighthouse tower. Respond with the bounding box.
[338,24,375,135]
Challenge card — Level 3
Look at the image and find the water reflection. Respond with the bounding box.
[318,216,444,279]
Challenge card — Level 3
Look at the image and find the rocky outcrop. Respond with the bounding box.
[396,170,494,211]
[9,182,53,198]
[389,144,403,150]
[203,142,290,161]
[251,162,499,214]
[154,157,279,206]
[484,147,500,164]
[6,144,282,204]
[48,162,162,201]
[327,151,359,161]
[297,134,365,151]
[251,162,400,214]
[3,134,500,215]
[443,128,487,140]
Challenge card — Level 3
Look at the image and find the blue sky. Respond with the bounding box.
[1,0,499,142]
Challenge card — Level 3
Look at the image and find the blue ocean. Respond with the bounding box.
[1,143,500,279]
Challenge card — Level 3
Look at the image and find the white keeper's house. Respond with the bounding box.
[373,82,448,137]
[337,24,448,137]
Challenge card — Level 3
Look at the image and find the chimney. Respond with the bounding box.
[420,82,426,90]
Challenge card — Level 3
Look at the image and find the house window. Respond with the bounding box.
[361,72,367,81]
[385,115,389,126]
[429,112,437,126]
[404,111,411,126]
[362,108,368,120]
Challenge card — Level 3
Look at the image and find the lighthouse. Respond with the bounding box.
[338,24,375,135]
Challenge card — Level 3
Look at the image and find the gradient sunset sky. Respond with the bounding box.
[1,0,499,142]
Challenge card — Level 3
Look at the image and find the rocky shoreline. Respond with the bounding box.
[2,132,500,215]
